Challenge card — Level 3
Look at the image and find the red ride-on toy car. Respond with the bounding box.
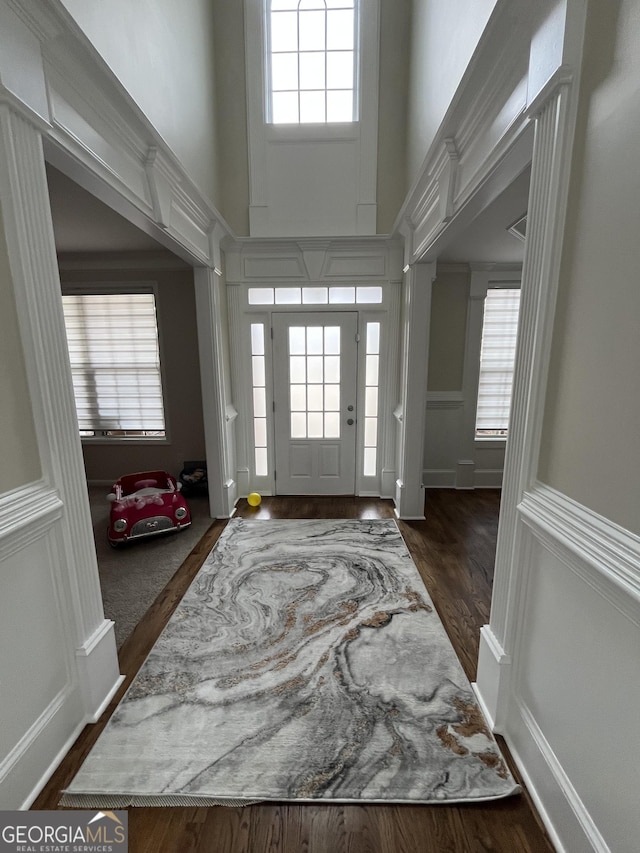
[107,470,192,546]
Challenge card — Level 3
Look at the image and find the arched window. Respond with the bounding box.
[267,0,358,123]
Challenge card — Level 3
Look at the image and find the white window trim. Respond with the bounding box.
[475,286,520,443]
[459,267,522,467]
[232,282,391,496]
[265,0,360,126]
[244,0,380,235]
[60,282,171,446]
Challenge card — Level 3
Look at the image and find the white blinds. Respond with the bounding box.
[61,293,165,433]
[475,288,521,434]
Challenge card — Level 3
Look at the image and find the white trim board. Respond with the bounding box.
[519,481,640,625]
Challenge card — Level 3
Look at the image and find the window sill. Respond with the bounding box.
[81,437,171,447]
[474,437,507,449]
[265,122,360,144]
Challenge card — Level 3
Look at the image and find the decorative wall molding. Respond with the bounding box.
[0,102,122,724]
[519,482,640,626]
[0,686,69,801]
[509,697,611,853]
[21,7,233,269]
[397,2,545,263]
[225,237,401,284]
[0,481,62,561]
[243,0,381,238]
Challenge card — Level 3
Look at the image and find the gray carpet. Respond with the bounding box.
[63,519,519,806]
[88,485,213,648]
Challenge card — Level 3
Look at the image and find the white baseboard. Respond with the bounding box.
[506,698,610,853]
[20,715,86,810]
[422,468,504,489]
[474,468,504,488]
[474,625,511,733]
[75,619,123,722]
[422,469,456,488]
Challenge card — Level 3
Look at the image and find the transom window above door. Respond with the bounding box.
[267,0,358,124]
[248,285,381,305]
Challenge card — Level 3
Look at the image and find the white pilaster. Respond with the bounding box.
[475,78,584,727]
[394,261,435,519]
[194,266,236,517]
[0,102,122,719]
[380,279,402,499]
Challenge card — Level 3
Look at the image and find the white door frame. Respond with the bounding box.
[272,311,359,495]
[230,280,399,499]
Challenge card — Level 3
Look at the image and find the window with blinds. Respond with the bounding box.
[61,292,166,438]
[475,288,521,437]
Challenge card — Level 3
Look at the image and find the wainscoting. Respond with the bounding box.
[423,392,506,489]
[475,482,640,853]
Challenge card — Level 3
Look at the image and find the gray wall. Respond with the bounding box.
[376,0,411,233]
[406,0,497,190]
[59,0,220,206]
[538,0,640,535]
[59,264,206,484]
[427,268,469,392]
[212,0,250,235]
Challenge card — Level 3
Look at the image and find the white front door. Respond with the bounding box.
[272,312,358,494]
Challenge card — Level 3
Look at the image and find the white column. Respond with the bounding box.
[194,266,236,517]
[475,83,580,729]
[394,261,435,519]
[0,103,122,720]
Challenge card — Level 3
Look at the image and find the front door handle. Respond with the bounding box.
[347,418,354,426]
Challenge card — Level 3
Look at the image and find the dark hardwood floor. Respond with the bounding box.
[34,490,554,852]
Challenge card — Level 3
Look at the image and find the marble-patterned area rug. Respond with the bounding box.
[62,519,519,807]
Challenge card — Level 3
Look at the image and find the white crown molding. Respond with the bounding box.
[6,0,63,42]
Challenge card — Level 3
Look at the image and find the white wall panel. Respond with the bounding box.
[507,523,639,853]
[0,534,71,761]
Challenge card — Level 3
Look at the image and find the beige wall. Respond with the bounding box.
[427,267,469,391]
[376,0,411,233]
[406,0,497,189]
[59,0,220,206]
[213,0,250,235]
[60,266,206,483]
[0,206,41,492]
[538,0,640,534]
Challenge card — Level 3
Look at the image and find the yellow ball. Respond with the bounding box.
[247,492,262,507]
